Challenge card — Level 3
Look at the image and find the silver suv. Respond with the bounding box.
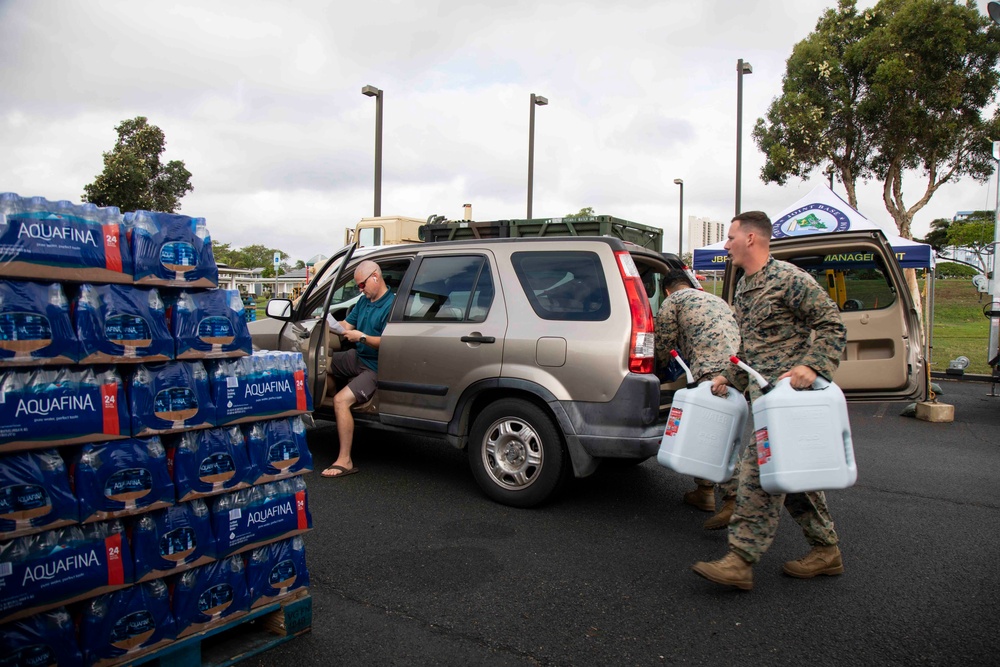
[252,237,677,507]
[252,230,926,507]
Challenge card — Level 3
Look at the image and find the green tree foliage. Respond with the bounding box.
[83,117,193,213]
[946,210,995,273]
[211,242,237,267]
[754,0,1000,240]
[935,261,979,277]
[918,217,952,252]
[213,241,290,278]
[565,207,596,219]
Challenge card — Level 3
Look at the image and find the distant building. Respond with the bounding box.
[217,264,265,293]
[686,216,726,255]
[216,254,327,299]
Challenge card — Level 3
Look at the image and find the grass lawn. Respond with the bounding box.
[926,278,994,375]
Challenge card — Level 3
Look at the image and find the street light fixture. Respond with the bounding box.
[673,179,684,256]
[527,93,548,219]
[362,84,383,217]
[735,59,753,216]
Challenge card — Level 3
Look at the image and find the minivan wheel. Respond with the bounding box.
[469,398,567,508]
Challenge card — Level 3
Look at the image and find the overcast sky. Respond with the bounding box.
[2,0,997,263]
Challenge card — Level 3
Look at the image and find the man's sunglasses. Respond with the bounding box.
[357,270,378,290]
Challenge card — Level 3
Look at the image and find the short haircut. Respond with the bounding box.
[664,269,692,289]
[732,211,771,238]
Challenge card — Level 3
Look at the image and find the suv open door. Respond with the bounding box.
[722,230,927,402]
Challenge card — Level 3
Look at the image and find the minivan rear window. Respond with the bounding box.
[789,250,897,311]
[512,251,610,321]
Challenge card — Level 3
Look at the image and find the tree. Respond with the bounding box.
[935,261,979,277]
[212,242,290,277]
[212,242,238,267]
[754,0,1000,240]
[83,116,193,213]
[917,217,952,253]
[945,210,995,274]
[565,207,596,219]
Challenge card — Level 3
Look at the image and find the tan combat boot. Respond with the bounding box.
[703,497,735,530]
[783,545,844,578]
[683,484,716,512]
[691,551,753,590]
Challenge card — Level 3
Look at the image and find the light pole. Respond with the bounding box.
[988,5,1000,371]
[673,178,684,256]
[362,85,383,217]
[735,59,753,216]
[527,93,548,219]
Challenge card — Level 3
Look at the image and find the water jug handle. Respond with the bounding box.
[812,376,831,390]
[777,375,831,391]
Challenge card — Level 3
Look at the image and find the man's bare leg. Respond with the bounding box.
[323,384,358,477]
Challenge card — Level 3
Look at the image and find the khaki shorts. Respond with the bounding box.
[328,348,378,403]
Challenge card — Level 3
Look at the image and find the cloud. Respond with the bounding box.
[0,0,988,263]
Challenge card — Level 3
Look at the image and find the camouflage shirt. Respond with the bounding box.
[655,287,741,384]
[724,257,846,397]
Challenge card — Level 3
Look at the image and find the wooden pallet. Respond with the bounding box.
[114,591,311,667]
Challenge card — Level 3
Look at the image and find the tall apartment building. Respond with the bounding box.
[685,216,726,255]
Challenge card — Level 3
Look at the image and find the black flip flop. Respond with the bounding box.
[321,464,360,479]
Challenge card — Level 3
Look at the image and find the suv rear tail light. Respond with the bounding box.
[616,251,655,373]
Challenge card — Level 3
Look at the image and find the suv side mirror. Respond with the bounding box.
[265,298,293,320]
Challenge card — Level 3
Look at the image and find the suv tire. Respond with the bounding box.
[469,398,567,508]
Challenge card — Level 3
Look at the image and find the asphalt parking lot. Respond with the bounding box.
[252,377,999,666]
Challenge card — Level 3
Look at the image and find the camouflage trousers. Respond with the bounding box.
[727,439,838,564]
[693,461,740,499]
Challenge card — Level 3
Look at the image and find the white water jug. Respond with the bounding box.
[747,373,856,494]
[656,351,749,483]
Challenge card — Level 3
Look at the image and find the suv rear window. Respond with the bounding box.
[512,251,610,321]
[403,255,495,322]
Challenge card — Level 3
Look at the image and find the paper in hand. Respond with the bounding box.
[326,313,346,335]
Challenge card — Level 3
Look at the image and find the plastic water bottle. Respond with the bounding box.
[656,350,748,482]
[731,356,856,493]
[0,192,22,225]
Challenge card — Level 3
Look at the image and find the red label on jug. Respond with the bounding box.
[664,407,683,437]
[755,427,771,465]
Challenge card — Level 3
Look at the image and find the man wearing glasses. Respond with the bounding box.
[321,260,395,479]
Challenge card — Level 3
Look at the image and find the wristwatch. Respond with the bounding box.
[359,335,367,344]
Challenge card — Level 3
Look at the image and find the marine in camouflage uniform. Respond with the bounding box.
[692,211,847,590]
[656,288,740,386]
[654,277,742,517]
[722,256,847,564]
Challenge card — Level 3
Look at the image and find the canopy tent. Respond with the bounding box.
[691,185,933,271]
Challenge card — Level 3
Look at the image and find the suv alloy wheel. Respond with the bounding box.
[469,398,568,508]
